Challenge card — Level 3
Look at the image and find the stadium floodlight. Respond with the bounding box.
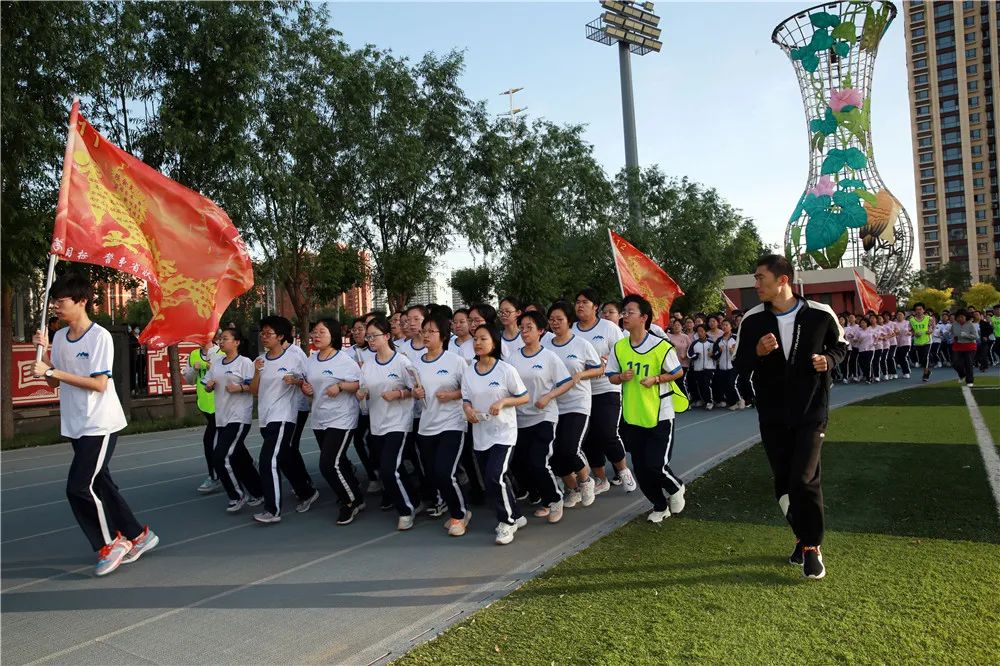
[499,87,527,117]
[586,0,662,226]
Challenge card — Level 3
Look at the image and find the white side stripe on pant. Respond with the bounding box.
[334,431,356,504]
[449,433,466,517]
[270,423,284,515]
[394,436,414,515]
[661,421,682,490]
[498,446,515,524]
[222,426,245,499]
[90,433,113,544]
[574,414,590,471]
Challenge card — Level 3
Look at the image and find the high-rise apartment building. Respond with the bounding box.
[905,0,999,282]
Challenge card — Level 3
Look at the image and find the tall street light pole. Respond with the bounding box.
[586,0,662,228]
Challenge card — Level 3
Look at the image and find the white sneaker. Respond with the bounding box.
[397,514,415,530]
[728,403,739,411]
[447,510,471,537]
[647,508,670,523]
[593,477,611,495]
[717,401,727,408]
[247,496,264,507]
[691,400,704,408]
[295,489,320,513]
[546,500,564,524]
[366,480,382,493]
[737,399,746,410]
[669,485,686,514]
[563,488,582,508]
[580,477,596,506]
[253,511,281,524]
[426,501,448,518]
[903,373,910,379]
[619,467,638,493]
[197,476,222,494]
[226,496,247,513]
[705,402,714,411]
[495,517,526,545]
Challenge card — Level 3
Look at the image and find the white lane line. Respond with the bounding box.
[2,441,208,475]
[0,429,203,463]
[1,473,207,514]
[961,385,1000,519]
[24,530,401,666]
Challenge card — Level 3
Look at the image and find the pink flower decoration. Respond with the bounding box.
[830,88,863,113]
[809,175,836,197]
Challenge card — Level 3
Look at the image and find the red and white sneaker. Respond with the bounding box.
[95,532,133,576]
[122,526,159,564]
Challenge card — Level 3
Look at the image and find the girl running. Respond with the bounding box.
[687,325,716,409]
[855,317,875,383]
[461,325,530,545]
[893,311,912,378]
[452,308,476,364]
[714,320,741,410]
[349,316,380,493]
[498,296,525,360]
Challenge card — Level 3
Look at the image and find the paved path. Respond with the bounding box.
[1,372,985,665]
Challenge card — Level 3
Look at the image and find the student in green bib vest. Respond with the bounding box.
[605,294,687,524]
[187,339,225,495]
[908,303,933,382]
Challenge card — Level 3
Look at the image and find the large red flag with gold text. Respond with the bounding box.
[608,230,683,330]
[52,100,253,349]
[853,269,883,314]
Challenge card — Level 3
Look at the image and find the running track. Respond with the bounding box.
[2,372,991,665]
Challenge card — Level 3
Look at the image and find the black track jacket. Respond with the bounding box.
[733,298,849,427]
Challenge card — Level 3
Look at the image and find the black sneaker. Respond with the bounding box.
[802,546,826,579]
[380,498,394,511]
[788,540,804,566]
[529,495,543,506]
[337,501,365,525]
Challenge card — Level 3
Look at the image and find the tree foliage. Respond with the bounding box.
[450,265,494,306]
[961,283,1000,311]
[915,262,973,296]
[907,287,954,314]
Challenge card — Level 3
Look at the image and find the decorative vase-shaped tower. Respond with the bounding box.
[773,0,913,291]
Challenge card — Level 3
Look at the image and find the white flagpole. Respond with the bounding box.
[608,228,625,299]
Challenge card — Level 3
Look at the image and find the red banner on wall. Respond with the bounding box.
[145,343,199,396]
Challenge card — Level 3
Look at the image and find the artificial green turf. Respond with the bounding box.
[401,384,1000,665]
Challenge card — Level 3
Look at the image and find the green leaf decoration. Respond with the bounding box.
[825,229,850,266]
[834,190,869,228]
[811,131,826,153]
[801,52,819,72]
[791,225,802,248]
[834,41,851,57]
[832,21,857,43]
[805,210,843,251]
[802,193,832,215]
[842,74,853,88]
[821,147,867,174]
[810,12,841,29]
[843,147,867,169]
[789,192,807,223]
[810,29,834,51]
[838,178,865,189]
[860,4,890,53]
[809,107,838,136]
[833,105,870,151]
[855,188,878,205]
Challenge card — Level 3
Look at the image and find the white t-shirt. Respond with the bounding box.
[256,346,306,425]
[397,339,427,418]
[454,337,476,365]
[894,320,912,346]
[688,339,717,371]
[205,355,254,426]
[715,335,737,371]
[360,351,415,436]
[500,331,524,362]
[461,359,528,450]
[605,333,683,421]
[508,346,572,427]
[348,346,376,415]
[412,350,467,435]
[572,318,624,395]
[304,350,361,430]
[285,343,312,412]
[51,323,127,439]
[548,334,602,416]
[776,300,802,360]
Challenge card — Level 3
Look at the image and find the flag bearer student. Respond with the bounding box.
[687,324,717,409]
[187,340,224,495]
[509,311,576,524]
[572,288,637,493]
[546,301,603,508]
[300,318,366,525]
[357,316,423,531]
[461,324,531,545]
[250,316,320,524]
[733,254,848,580]
[32,274,158,576]
[605,294,687,524]
[411,312,472,536]
[349,316,380,493]
[203,328,264,513]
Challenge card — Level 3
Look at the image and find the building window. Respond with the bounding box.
[913,27,926,38]
[943,148,962,160]
[914,57,928,69]
[917,120,932,131]
[938,66,957,80]
[944,164,963,177]
[945,179,964,193]
[934,4,952,17]
[923,198,937,209]
[962,0,974,9]
[935,19,954,33]
[969,80,979,92]
[921,184,936,194]
[941,99,959,112]
[915,74,929,84]
[948,228,966,240]
[939,82,959,95]
[978,242,990,253]
[946,195,965,208]
[974,177,985,187]
[917,105,930,115]
[912,10,925,22]
[925,231,939,241]
[970,96,980,107]
[971,129,982,139]
[918,136,933,147]
[966,48,976,58]
[970,112,980,123]
[913,41,927,53]
[915,89,930,101]
[924,214,938,225]
[966,31,977,43]
[921,168,935,179]
[967,64,978,75]
[938,34,955,48]
[976,226,988,236]
[941,115,960,129]
[973,161,983,171]
[974,194,986,204]
[926,247,940,257]
[964,16,975,27]
[943,131,961,144]
[978,210,989,220]
[972,145,983,155]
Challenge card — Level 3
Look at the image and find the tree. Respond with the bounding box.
[342,48,482,312]
[907,287,954,314]
[467,116,613,304]
[450,265,494,306]
[613,168,767,313]
[961,283,1000,311]
[915,262,973,295]
[1,1,104,439]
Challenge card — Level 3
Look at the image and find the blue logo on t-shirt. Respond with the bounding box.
[488,381,501,387]
[277,367,288,373]
[322,369,334,376]
[436,369,450,375]
[531,364,543,370]
[567,354,579,360]
[76,351,89,358]
[593,335,605,342]
[387,373,400,379]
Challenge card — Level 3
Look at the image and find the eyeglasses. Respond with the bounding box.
[364,333,385,342]
[423,328,440,335]
[260,330,277,338]
[622,310,642,317]
[498,309,518,316]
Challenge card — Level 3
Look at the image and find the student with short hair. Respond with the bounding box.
[687,324,716,409]
[32,274,157,576]
[909,303,933,382]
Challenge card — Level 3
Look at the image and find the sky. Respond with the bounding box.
[327,0,917,271]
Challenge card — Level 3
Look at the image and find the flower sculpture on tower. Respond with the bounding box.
[773,0,913,291]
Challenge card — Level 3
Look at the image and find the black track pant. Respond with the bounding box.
[476,444,521,525]
[259,421,314,516]
[760,421,825,547]
[737,369,755,405]
[517,421,561,506]
[374,430,419,517]
[886,345,897,376]
[67,433,143,551]
[460,422,486,502]
[582,392,626,468]
[315,428,362,506]
[690,369,715,404]
[201,410,217,479]
[714,368,739,405]
[621,420,682,512]
[552,412,590,477]
[416,430,468,520]
[914,344,930,370]
[353,413,378,482]
[858,350,874,381]
[847,348,859,379]
[214,422,263,501]
[953,349,976,384]
[406,419,434,504]
[895,345,911,375]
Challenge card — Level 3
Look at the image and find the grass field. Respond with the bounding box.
[402,380,1000,664]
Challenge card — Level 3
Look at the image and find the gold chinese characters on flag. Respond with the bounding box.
[53,100,253,349]
[608,230,683,330]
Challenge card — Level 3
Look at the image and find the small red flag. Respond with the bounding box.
[722,290,738,314]
[52,101,253,349]
[608,230,683,330]
[853,269,882,313]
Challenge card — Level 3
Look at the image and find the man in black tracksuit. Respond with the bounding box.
[733,255,848,580]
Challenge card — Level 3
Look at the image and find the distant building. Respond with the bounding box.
[408,264,452,308]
